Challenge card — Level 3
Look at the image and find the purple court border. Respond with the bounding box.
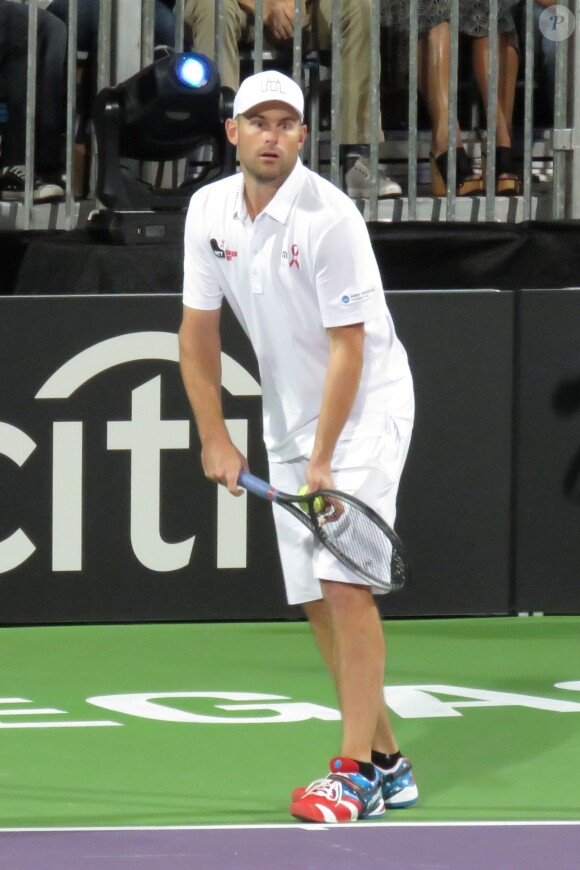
[0,822,579,869]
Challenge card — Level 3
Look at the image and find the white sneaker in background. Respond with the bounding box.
[344,156,402,199]
[0,165,64,203]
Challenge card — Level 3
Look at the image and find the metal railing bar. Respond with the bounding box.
[24,0,39,229]
[330,0,342,188]
[571,0,580,217]
[407,0,420,219]
[552,2,569,219]
[447,0,460,220]
[94,0,113,201]
[368,0,381,221]
[64,0,78,229]
[522,0,535,220]
[174,0,185,51]
[254,0,264,73]
[485,0,499,221]
[214,0,224,77]
[141,0,155,67]
[292,0,303,84]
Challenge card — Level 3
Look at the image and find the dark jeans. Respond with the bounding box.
[0,0,67,171]
[48,0,177,53]
[47,0,178,135]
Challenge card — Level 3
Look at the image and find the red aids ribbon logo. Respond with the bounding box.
[289,244,300,269]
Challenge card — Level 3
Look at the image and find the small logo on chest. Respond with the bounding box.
[210,238,238,262]
[282,243,300,269]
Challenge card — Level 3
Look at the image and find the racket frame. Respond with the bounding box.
[237,470,409,591]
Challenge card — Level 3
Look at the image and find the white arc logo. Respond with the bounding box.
[0,332,261,574]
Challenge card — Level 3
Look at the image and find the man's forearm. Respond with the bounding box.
[179,309,230,447]
[179,307,248,493]
[310,323,365,469]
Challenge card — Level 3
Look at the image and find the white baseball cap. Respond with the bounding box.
[232,70,304,121]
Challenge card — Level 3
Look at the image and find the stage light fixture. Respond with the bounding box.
[90,51,235,242]
[175,55,210,89]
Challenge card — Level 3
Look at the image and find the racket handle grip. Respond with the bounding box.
[237,471,277,502]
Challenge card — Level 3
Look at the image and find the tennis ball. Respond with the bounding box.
[298,485,325,514]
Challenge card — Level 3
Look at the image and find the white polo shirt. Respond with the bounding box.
[183,160,414,461]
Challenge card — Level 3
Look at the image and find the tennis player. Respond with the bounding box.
[179,70,418,823]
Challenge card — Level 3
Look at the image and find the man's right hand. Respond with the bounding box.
[263,0,304,41]
[201,437,248,496]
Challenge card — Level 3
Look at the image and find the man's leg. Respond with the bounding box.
[312,0,380,145]
[311,0,401,197]
[184,0,247,90]
[270,436,416,820]
[0,2,29,168]
[48,0,99,140]
[36,9,67,174]
[301,585,418,817]
[154,0,177,47]
[291,584,387,822]
[319,580,385,762]
[0,4,67,171]
[0,3,66,201]
[296,426,419,812]
[304,594,399,756]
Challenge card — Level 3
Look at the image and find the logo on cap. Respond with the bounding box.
[261,77,287,96]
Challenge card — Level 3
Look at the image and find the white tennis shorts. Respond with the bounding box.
[268,422,412,606]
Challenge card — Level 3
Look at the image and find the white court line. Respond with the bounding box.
[0,820,579,833]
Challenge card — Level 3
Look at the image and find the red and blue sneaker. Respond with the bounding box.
[375,756,419,808]
[289,757,385,824]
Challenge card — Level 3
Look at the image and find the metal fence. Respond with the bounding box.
[1,0,579,230]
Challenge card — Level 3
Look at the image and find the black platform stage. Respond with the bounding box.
[2,220,580,296]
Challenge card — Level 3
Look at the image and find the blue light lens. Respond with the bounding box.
[176,56,210,89]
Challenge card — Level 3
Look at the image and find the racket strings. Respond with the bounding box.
[315,500,403,590]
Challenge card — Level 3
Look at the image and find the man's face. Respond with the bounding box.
[225,102,307,186]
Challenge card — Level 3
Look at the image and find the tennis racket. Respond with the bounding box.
[237,470,409,592]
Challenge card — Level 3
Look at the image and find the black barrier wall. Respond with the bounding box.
[0,291,578,623]
[515,289,580,615]
[387,291,513,617]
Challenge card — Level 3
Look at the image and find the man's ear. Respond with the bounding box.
[225,118,239,146]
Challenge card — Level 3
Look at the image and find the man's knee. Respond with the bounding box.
[321,579,374,609]
[343,0,372,18]
[39,8,67,43]
[184,0,244,37]
[302,597,327,624]
[318,0,372,30]
[37,9,67,64]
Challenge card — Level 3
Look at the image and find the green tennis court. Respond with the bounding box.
[0,616,579,829]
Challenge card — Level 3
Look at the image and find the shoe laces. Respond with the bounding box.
[350,158,371,180]
[351,158,390,183]
[4,165,26,181]
[385,758,411,780]
[303,776,346,803]
[302,776,330,796]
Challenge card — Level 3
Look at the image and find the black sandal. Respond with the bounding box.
[430,148,484,197]
[482,146,521,196]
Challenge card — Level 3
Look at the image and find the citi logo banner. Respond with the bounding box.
[0,297,280,623]
[0,330,261,576]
